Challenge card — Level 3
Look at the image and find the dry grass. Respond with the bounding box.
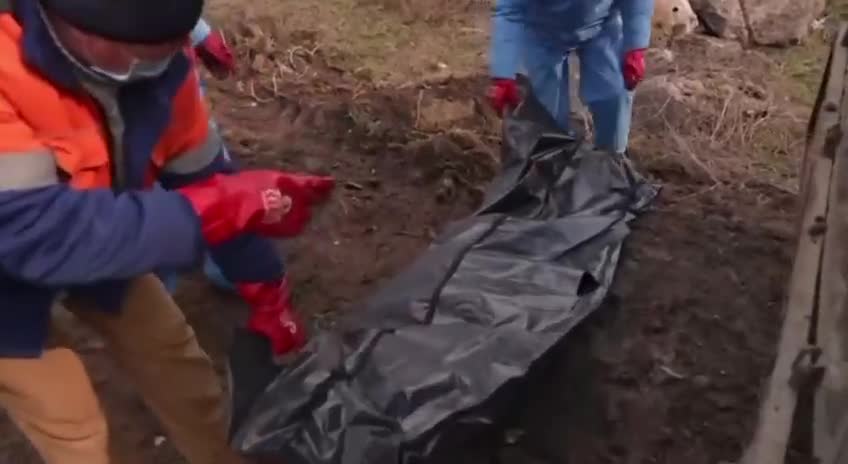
[766,0,848,106]
[635,83,804,194]
[206,0,490,86]
[204,0,821,197]
[630,36,808,195]
[774,24,832,105]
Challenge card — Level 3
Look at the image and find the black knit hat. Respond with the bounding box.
[40,0,203,44]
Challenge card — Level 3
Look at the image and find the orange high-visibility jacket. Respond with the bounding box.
[0,0,284,358]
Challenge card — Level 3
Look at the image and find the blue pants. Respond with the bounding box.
[523,19,633,153]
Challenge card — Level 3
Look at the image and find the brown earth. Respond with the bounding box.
[0,1,818,463]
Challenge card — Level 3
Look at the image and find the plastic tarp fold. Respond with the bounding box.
[228,76,658,464]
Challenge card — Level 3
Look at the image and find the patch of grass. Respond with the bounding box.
[776,0,848,105]
[831,0,848,19]
[778,31,831,105]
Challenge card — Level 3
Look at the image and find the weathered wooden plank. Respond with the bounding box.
[741,23,848,464]
[814,24,848,464]
[802,24,841,203]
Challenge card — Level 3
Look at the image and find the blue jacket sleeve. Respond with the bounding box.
[0,185,205,287]
[489,0,527,79]
[158,146,286,283]
[615,0,654,51]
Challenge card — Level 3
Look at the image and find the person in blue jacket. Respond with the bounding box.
[487,0,654,155]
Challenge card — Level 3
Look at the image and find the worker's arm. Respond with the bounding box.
[157,83,332,355]
[161,130,314,355]
[157,119,286,284]
[0,153,205,287]
[615,0,655,52]
[489,0,527,79]
[0,89,321,288]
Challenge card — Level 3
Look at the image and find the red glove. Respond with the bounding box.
[195,30,236,78]
[623,49,646,91]
[488,78,520,116]
[178,171,335,246]
[238,278,307,355]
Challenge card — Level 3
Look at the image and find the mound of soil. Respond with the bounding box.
[498,186,794,464]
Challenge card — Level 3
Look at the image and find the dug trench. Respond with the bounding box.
[0,66,796,464]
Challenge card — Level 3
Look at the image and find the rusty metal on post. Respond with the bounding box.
[741,23,848,464]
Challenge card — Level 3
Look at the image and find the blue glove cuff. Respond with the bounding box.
[190,18,212,47]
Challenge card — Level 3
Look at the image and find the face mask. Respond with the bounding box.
[39,2,174,84]
[90,55,174,83]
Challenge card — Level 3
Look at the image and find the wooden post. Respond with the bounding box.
[813,24,848,464]
[741,23,848,464]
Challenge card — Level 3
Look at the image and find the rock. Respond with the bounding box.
[745,0,827,46]
[653,0,700,47]
[689,0,747,40]
[690,0,827,45]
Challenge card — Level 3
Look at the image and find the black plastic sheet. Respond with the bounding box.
[228,76,658,464]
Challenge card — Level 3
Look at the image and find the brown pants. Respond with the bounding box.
[0,274,245,464]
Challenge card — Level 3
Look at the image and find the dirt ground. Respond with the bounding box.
[0,1,828,463]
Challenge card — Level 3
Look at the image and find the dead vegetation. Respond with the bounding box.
[207,0,814,203]
[201,0,503,211]
[631,35,808,197]
[210,0,488,87]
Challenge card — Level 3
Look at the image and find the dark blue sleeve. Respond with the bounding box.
[158,148,286,283]
[0,185,205,287]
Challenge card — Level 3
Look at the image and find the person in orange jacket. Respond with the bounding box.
[0,0,334,463]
